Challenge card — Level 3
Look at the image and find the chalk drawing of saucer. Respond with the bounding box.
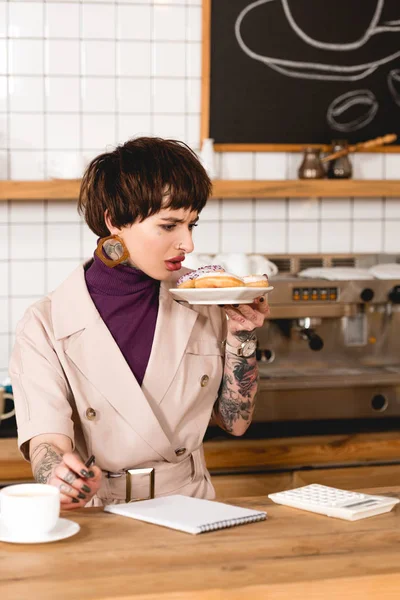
[235,0,400,81]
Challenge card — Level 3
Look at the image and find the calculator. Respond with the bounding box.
[268,484,400,521]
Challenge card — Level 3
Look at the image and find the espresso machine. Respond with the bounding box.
[254,254,400,423]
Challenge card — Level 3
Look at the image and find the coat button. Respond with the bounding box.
[200,375,209,387]
[86,408,97,421]
[175,447,186,457]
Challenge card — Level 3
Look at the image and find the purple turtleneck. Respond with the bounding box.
[85,254,160,386]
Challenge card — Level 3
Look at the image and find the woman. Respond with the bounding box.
[9,137,269,509]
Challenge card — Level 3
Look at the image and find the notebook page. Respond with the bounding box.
[104,495,267,534]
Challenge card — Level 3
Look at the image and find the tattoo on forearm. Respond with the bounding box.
[216,353,259,433]
[232,357,258,397]
[31,443,63,484]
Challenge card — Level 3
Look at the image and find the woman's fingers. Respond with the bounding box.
[53,464,93,493]
[63,451,95,479]
[39,451,103,510]
[224,304,264,328]
[50,467,92,499]
[54,477,88,501]
[50,454,103,509]
[253,296,270,315]
[59,490,87,509]
[88,465,102,483]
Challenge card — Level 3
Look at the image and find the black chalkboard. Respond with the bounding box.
[203,0,400,150]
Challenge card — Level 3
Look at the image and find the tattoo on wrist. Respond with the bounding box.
[231,329,256,342]
[32,443,63,484]
[217,356,259,432]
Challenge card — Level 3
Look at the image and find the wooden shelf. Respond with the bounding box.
[0,179,81,200]
[1,178,400,200]
[213,179,400,198]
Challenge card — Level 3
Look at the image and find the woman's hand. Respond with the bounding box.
[223,295,270,340]
[48,452,102,510]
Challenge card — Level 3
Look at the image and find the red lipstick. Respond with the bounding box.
[165,254,185,272]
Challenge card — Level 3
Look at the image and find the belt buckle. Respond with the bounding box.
[126,467,155,503]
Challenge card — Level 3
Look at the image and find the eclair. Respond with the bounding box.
[242,274,269,288]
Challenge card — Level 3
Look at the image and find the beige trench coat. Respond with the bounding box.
[9,262,227,506]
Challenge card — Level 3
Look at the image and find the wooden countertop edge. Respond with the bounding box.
[2,431,400,481]
[97,573,400,600]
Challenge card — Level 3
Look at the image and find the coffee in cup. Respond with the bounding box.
[0,483,60,536]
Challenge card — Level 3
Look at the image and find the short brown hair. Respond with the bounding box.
[78,137,212,237]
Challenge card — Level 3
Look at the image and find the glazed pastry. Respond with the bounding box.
[194,271,244,288]
[176,271,198,288]
[176,265,225,289]
[243,274,269,288]
[196,264,225,274]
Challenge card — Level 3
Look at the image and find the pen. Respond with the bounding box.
[85,455,95,469]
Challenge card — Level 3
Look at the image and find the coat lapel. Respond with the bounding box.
[141,281,199,406]
[65,320,177,462]
[52,264,185,463]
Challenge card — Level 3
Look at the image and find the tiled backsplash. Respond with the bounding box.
[0,0,400,379]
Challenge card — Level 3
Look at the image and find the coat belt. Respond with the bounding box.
[98,448,205,502]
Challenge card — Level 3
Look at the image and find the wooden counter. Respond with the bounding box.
[2,487,400,599]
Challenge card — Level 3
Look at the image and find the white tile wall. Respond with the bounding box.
[255,221,286,254]
[353,221,383,253]
[320,220,352,253]
[0,0,399,376]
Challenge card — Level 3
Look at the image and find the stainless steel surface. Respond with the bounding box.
[254,254,400,422]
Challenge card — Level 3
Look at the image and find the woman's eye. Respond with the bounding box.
[189,223,198,230]
[160,224,176,231]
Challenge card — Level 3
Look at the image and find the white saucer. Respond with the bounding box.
[0,517,80,544]
[169,286,273,305]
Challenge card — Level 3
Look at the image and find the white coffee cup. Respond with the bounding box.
[214,253,251,276]
[249,255,279,278]
[0,388,15,424]
[0,483,60,536]
[214,253,278,278]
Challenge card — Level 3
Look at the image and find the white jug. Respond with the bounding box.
[199,138,217,179]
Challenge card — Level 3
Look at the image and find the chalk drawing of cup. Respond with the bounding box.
[327,90,379,132]
[282,0,384,50]
[235,0,400,82]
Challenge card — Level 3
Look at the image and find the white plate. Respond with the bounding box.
[169,286,273,305]
[0,517,80,544]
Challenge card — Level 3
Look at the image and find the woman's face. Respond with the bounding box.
[106,206,199,280]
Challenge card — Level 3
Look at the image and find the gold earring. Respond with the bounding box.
[95,235,130,268]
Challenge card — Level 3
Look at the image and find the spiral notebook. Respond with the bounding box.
[104,494,267,535]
